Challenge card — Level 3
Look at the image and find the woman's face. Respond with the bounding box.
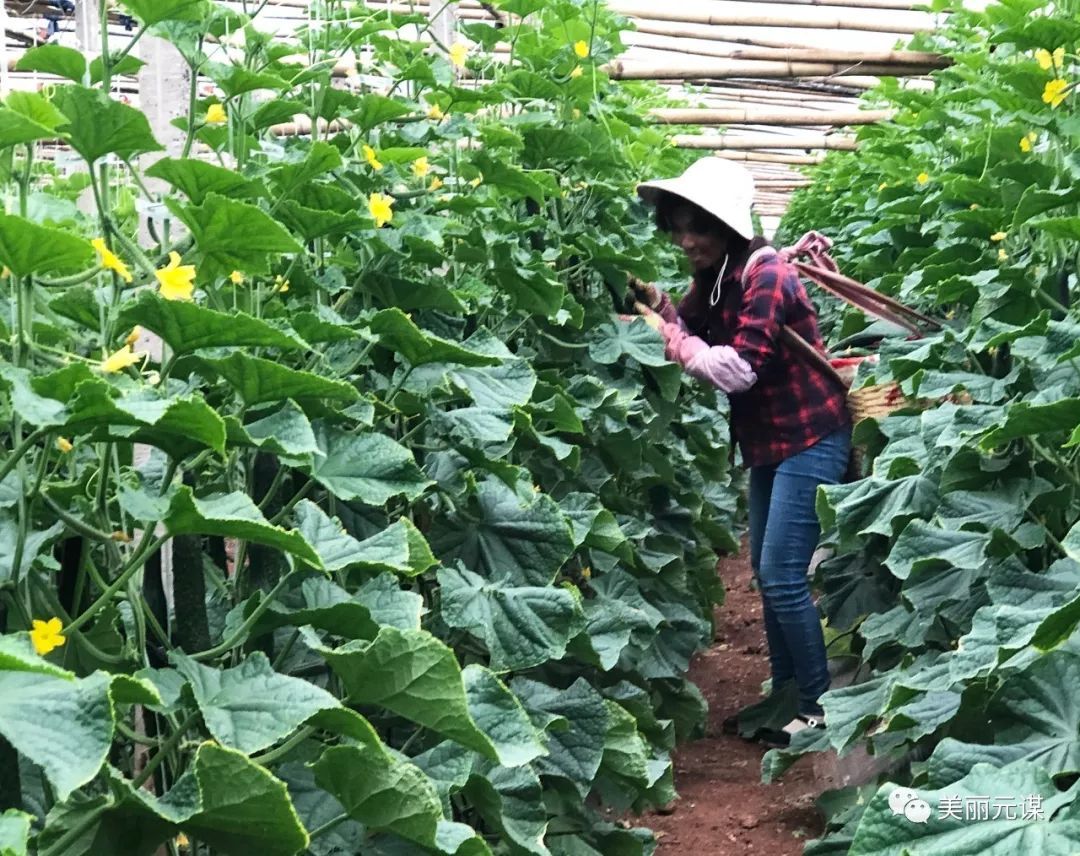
[667,203,729,272]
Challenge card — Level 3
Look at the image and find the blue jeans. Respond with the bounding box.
[748,428,851,717]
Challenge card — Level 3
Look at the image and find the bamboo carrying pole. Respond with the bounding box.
[649,107,892,125]
[608,59,939,80]
[674,133,857,149]
[608,2,934,34]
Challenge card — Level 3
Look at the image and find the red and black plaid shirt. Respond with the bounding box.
[665,243,850,468]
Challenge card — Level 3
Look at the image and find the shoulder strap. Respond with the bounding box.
[779,327,849,391]
[740,246,849,391]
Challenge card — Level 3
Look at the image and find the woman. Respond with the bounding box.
[633,157,851,746]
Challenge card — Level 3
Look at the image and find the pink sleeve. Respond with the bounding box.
[658,322,758,394]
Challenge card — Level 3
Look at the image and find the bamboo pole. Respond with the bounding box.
[609,2,933,34]
[722,0,926,9]
[715,151,826,164]
[649,107,892,125]
[674,132,857,150]
[624,33,948,68]
[608,59,939,80]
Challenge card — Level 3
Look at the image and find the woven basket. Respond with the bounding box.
[846,381,905,424]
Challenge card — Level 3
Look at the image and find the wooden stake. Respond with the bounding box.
[649,107,892,125]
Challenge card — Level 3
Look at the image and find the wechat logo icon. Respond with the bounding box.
[889,787,932,824]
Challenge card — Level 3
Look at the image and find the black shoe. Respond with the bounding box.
[758,714,826,748]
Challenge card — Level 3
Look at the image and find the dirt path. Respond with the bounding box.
[636,546,823,855]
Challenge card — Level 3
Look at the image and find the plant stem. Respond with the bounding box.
[190,570,296,661]
[250,724,315,767]
[131,712,199,789]
[66,533,167,634]
[308,812,350,840]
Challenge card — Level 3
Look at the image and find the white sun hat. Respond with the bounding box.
[637,157,757,240]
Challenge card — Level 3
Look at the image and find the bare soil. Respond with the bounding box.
[633,545,823,855]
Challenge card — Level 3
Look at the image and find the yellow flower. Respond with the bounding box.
[469,175,483,188]
[570,65,584,79]
[124,326,142,347]
[100,344,141,373]
[916,172,930,184]
[91,238,132,284]
[1020,135,1033,152]
[1043,78,1070,108]
[572,108,581,119]
[990,231,1007,241]
[429,176,444,191]
[206,103,227,125]
[878,182,888,191]
[56,437,73,453]
[30,618,65,656]
[427,103,445,121]
[1036,47,1065,70]
[230,270,244,285]
[574,40,589,58]
[368,192,394,228]
[970,203,979,210]
[449,42,469,69]
[363,144,383,171]
[274,275,289,293]
[412,156,431,178]
[155,251,196,302]
[998,248,1009,261]
[581,566,592,580]
[176,833,190,849]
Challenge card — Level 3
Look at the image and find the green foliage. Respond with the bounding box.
[0,1,732,854]
[769,1,1080,851]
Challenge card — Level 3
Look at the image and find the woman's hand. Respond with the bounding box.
[627,276,661,310]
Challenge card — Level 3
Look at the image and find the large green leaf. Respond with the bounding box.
[0,92,65,149]
[15,45,86,83]
[511,678,609,797]
[0,215,93,276]
[197,352,357,406]
[158,743,309,855]
[0,670,114,800]
[156,487,321,567]
[980,398,1080,448]
[438,565,582,671]
[119,292,305,353]
[464,761,550,856]
[168,193,301,279]
[369,309,503,367]
[587,319,667,367]
[305,626,524,766]
[52,86,162,163]
[309,423,432,506]
[884,521,991,581]
[241,575,380,641]
[234,400,319,458]
[430,479,575,587]
[312,743,446,848]
[848,762,1080,855]
[172,651,339,755]
[119,0,209,24]
[145,157,265,205]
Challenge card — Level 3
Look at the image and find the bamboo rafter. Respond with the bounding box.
[649,107,892,125]
[674,132,857,150]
